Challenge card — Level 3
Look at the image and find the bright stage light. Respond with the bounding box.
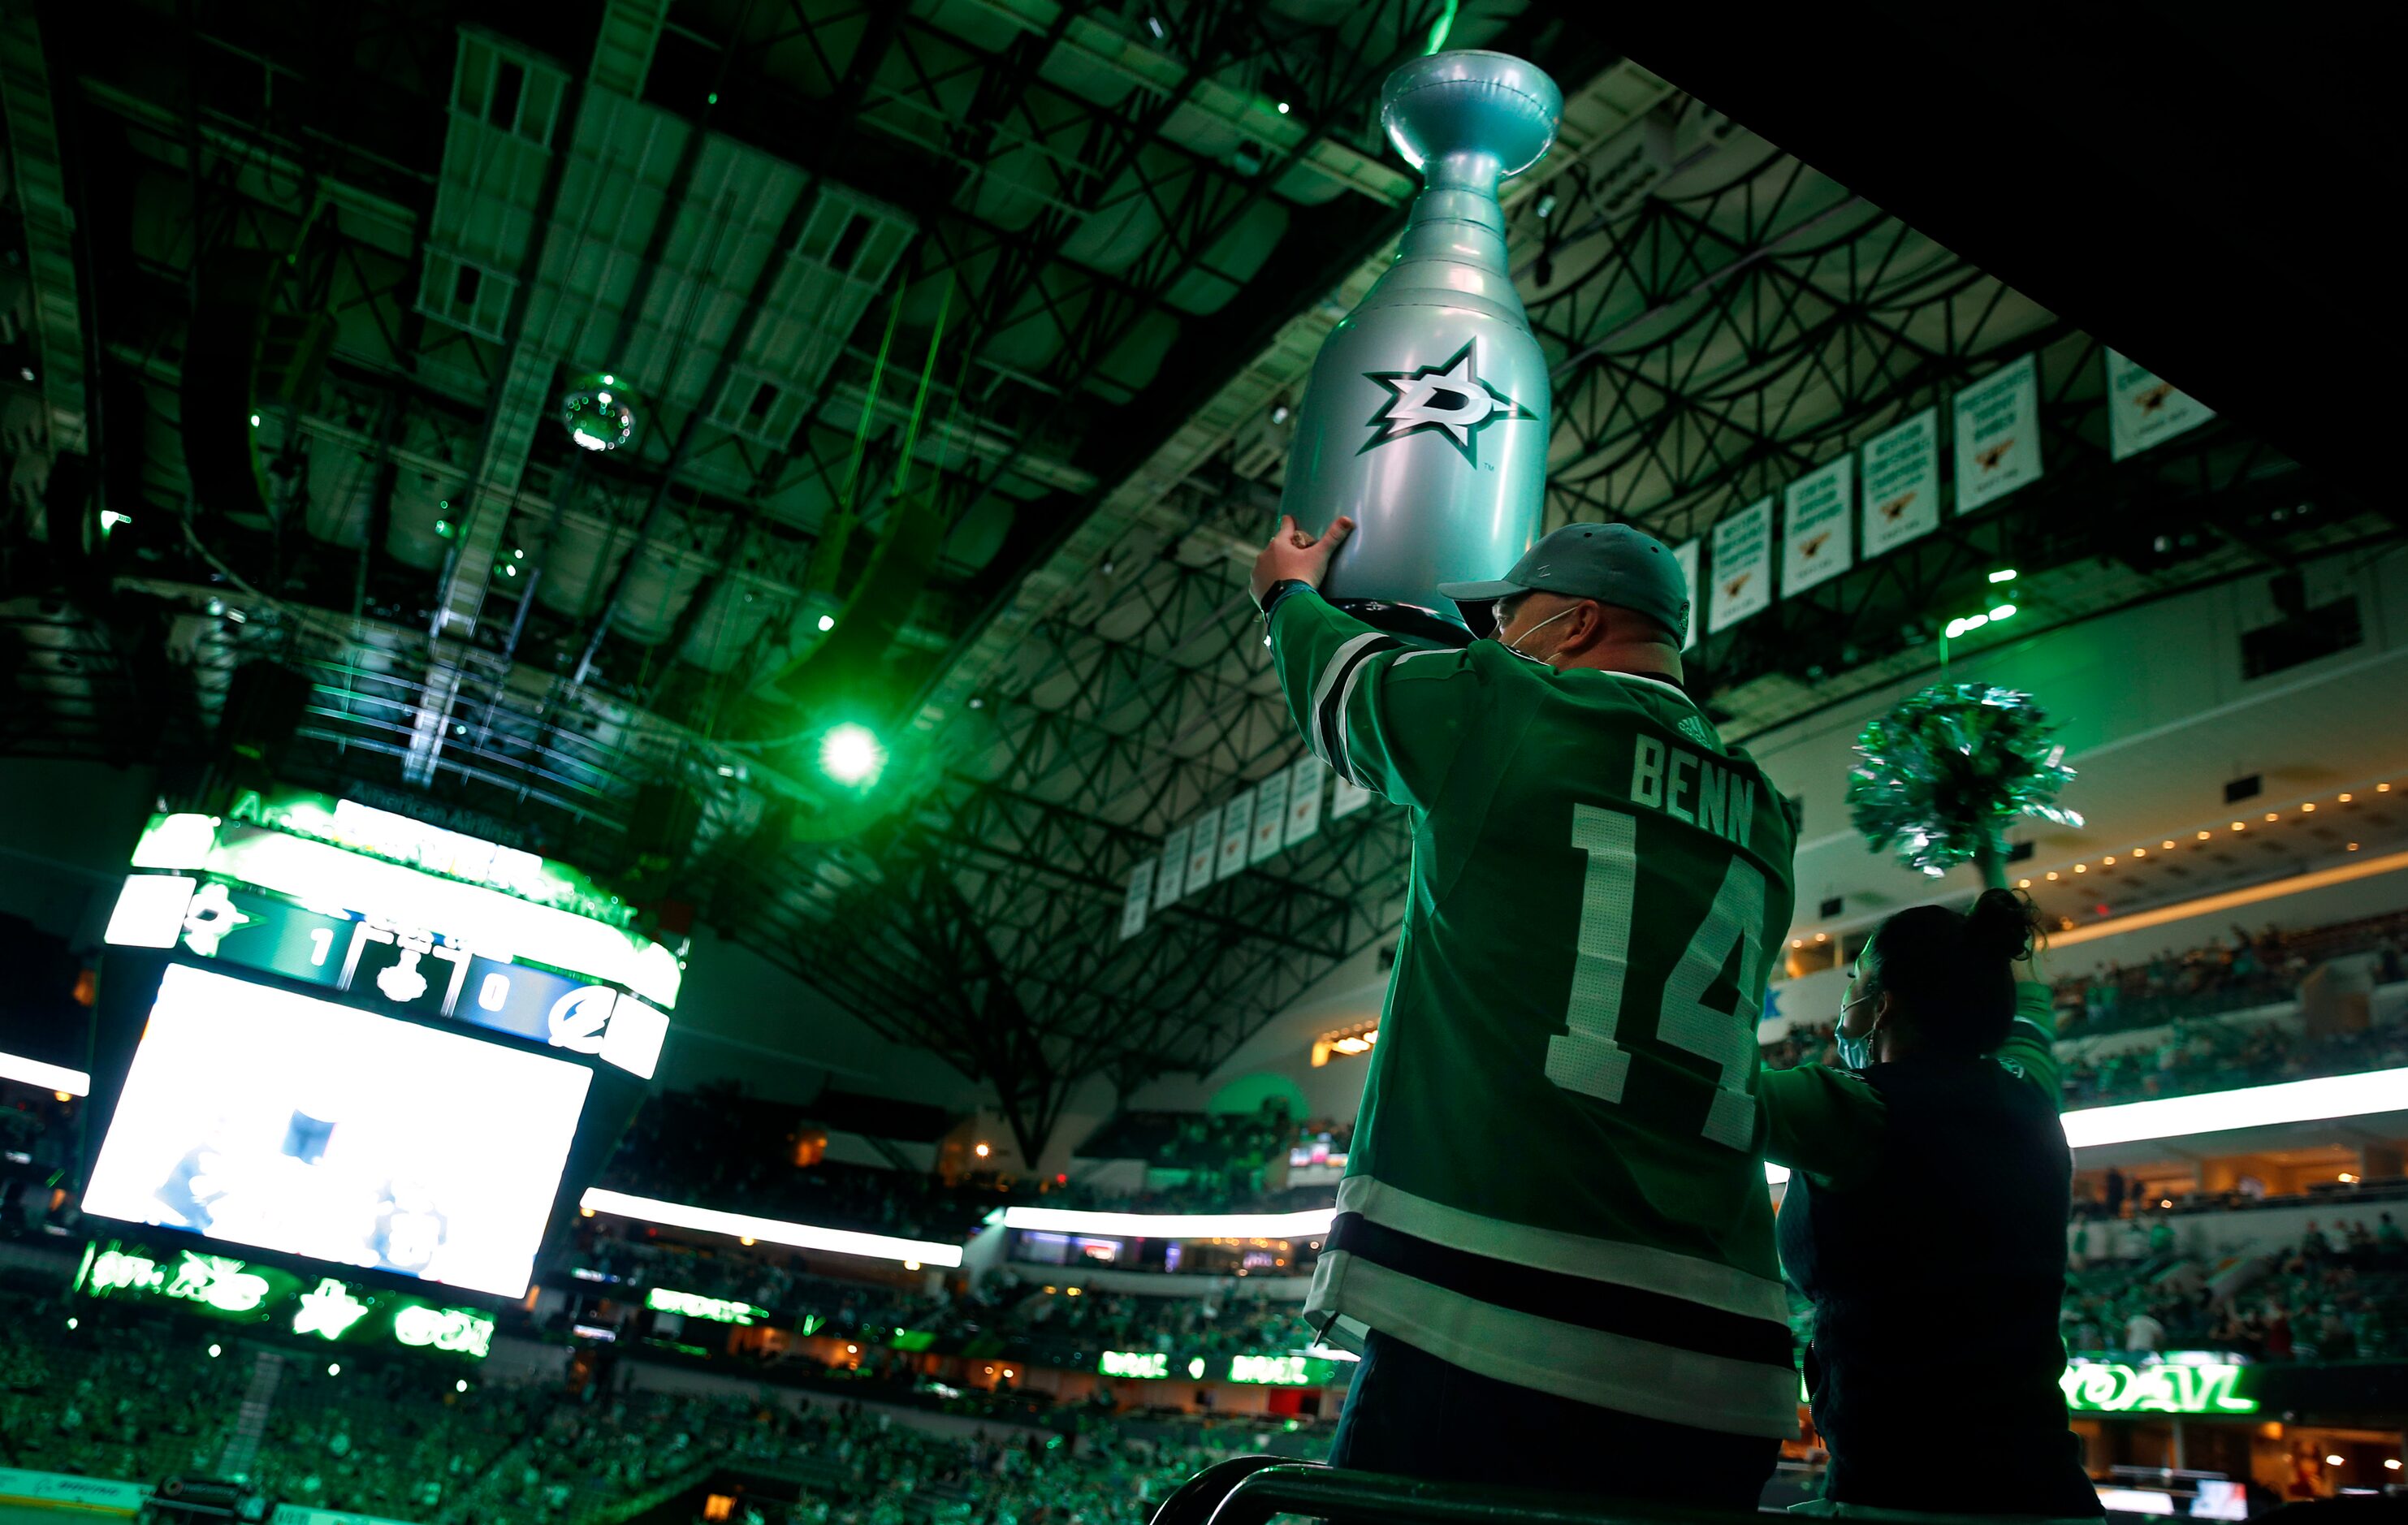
[577,1188,962,1268]
[1987,568,2018,583]
[820,724,885,785]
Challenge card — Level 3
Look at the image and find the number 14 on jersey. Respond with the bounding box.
[1543,804,1766,1151]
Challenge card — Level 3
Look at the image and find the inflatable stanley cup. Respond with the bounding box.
[1277,50,1561,643]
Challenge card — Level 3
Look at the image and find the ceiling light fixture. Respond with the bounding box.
[560,373,641,453]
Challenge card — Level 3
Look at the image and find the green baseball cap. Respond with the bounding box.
[1437,523,1690,642]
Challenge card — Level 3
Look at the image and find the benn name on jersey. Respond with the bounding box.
[1628,736,1756,849]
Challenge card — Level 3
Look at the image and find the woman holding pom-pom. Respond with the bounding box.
[1760,889,2102,1520]
[1762,681,2098,1518]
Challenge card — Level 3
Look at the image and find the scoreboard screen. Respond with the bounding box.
[82,964,592,1298]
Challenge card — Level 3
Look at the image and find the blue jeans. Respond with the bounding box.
[1329,1328,1779,1509]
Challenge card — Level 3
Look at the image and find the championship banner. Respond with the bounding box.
[1952,354,2042,513]
[1284,757,1324,846]
[1780,456,1853,597]
[1118,859,1154,940]
[1152,824,1190,910]
[1217,790,1255,881]
[1673,539,1701,651]
[1181,808,1220,901]
[2105,350,2213,460]
[1707,498,1774,634]
[1860,408,1939,558]
[1250,770,1290,863]
[1330,770,1373,819]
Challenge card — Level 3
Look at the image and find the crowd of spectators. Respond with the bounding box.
[2056,912,2407,1034]
[2061,1216,2408,1364]
[0,1288,244,1482]
[1768,1003,2408,1120]
[0,1278,1277,1525]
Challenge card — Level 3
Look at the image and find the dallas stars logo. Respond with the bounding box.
[1358,339,1537,463]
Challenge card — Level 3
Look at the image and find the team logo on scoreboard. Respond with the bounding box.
[547,985,620,1055]
[1358,339,1537,464]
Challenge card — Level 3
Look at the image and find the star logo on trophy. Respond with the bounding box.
[1358,339,1537,463]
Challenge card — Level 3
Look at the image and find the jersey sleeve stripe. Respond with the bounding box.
[1311,632,1399,774]
[1329,649,1388,788]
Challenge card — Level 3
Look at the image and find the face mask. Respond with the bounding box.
[1835,992,1878,1072]
[1503,605,1577,663]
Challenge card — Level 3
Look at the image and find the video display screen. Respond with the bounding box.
[84,963,593,1298]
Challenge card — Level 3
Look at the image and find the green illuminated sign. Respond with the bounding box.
[293,1278,374,1340]
[393,1304,495,1356]
[73,1242,493,1359]
[128,803,683,1009]
[225,789,633,928]
[1100,1350,1169,1379]
[1226,1354,1337,1386]
[2059,1361,2256,1415]
[646,1287,764,1326]
[1096,1350,1336,1385]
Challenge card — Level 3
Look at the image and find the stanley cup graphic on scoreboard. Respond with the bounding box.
[1277,50,1562,642]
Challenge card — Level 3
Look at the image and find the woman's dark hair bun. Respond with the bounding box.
[1965,886,2042,965]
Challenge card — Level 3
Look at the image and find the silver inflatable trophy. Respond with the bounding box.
[1277,50,1561,644]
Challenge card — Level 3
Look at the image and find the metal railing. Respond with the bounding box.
[1149,1460,1773,1525]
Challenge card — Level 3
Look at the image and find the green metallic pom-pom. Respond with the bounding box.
[1846,683,2083,880]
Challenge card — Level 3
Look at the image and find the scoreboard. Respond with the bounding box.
[82,786,676,1305]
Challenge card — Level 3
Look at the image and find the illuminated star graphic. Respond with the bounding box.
[180,883,253,958]
[1357,340,1537,463]
[293,1277,372,1341]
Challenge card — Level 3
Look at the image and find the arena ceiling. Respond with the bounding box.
[0,1,2393,1159]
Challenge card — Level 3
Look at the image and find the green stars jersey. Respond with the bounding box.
[1268,588,1801,1438]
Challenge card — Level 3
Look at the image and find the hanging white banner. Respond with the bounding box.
[1250,770,1290,863]
[1860,408,1939,558]
[1953,354,2043,513]
[1708,498,1775,634]
[1330,772,1373,819]
[1217,790,1255,881]
[1781,456,1853,597]
[1181,807,1220,899]
[1119,859,1154,940]
[1285,757,1324,846]
[2105,350,2213,460]
[1152,825,1188,909]
[1673,539,1701,651]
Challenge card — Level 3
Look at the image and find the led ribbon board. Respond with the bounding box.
[1226,1353,1338,1386]
[2058,1361,2256,1415]
[128,795,679,1005]
[73,1241,494,1358]
[114,797,677,1079]
[646,1287,765,1325]
[577,1188,965,1269]
[1098,1350,1338,1385]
